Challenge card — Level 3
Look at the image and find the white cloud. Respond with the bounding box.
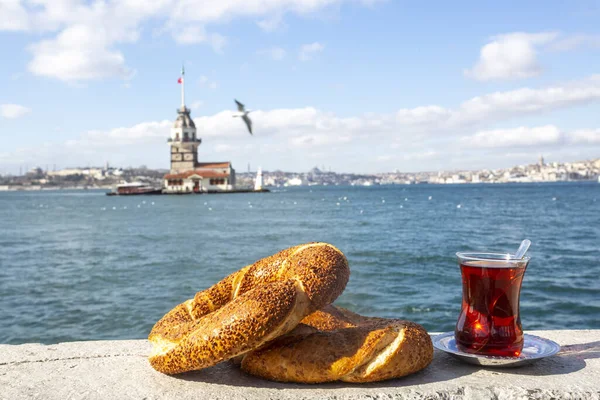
[462,125,600,149]
[299,42,325,61]
[290,133,351,147]
[171,25,227,52]
[170,0,374,23]
[402,150,438,161]
[257,47,286,61]
[208,33,227,53]
[28,24,133,81]
[75,120,172,147]
[463,125,562,148]
[0,103,31,119]
[1,0,370,83]
[455,75,600,124]
[0,119,171,170]
[465,32,558,81]
[3,76,600,172]
[365,75,600,132]
[3,116,600,173]
[550,34,600,52]
[15,0,146,82]
[0,0,29,31]
[172,25,204,44]
[466,31,600,81]
[257,13,285,32]
[569,128,600,144]
[396,106,451,125]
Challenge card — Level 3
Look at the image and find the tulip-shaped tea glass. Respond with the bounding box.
[455,252,530,357]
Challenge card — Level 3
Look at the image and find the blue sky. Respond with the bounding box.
[1,0,599,174]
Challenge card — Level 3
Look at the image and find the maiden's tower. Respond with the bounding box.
[163,67,235,193]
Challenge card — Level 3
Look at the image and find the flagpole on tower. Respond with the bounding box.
[181,64,185,108]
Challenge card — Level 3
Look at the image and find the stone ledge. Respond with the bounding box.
[1,330,599,400]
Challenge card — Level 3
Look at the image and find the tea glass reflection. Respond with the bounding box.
[455,252,530,357]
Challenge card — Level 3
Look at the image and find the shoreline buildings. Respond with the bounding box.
[162,68,235,194]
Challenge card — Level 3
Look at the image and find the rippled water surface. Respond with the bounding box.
[1,183,599,344]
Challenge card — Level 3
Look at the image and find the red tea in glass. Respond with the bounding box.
[455,252,529,357]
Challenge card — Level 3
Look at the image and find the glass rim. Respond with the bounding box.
[456,251,530,263]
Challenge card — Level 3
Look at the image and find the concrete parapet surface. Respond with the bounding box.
[1,330,599,400]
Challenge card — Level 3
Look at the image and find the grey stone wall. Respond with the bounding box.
[1,330,599,400]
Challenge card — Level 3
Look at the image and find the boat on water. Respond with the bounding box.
[106,182,162,196]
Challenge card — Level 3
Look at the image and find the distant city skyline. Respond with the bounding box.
[1,0,600,174]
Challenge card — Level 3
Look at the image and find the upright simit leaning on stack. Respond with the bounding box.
[148,243,433,383]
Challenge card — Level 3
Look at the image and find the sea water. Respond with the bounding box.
[0,182,598,344]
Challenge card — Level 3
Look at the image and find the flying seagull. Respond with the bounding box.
[233,99,253,135]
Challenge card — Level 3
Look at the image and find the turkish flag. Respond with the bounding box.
[177,77,183,84]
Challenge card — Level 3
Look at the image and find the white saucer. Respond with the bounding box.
[432,332,561,367]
